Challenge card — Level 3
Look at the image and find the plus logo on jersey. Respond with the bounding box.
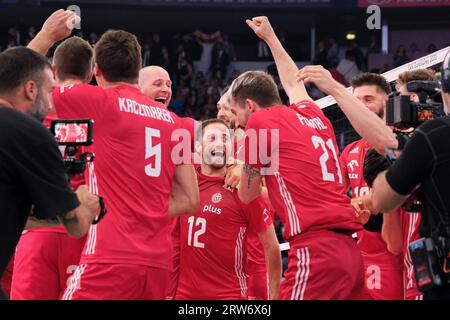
[203,204,222,215]
[211,193,222,204]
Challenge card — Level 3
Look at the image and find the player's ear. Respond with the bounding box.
[246,99,257,112]
[94,63,101,78]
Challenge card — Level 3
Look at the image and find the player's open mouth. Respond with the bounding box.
[155,97,167,104]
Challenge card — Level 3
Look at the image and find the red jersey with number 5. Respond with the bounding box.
[53,83,184,271]
[242,101,361,242]
[175,168,272,300]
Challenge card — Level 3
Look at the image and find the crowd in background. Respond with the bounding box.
[0,24,443,119]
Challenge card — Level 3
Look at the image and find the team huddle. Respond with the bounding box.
[0,10,429,300]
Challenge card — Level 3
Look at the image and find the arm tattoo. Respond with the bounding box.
[244,164,260,189]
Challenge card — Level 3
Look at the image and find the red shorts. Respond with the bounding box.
[1,257,14,298]
[247,268,268,300]
[280,230,364,300]
[11,231,86,300]
[62,263,170,300]
[358,231,403,300]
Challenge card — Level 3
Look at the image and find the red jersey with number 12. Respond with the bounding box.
[176,168,272,300]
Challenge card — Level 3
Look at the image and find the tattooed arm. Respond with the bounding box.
[238,164,263,204]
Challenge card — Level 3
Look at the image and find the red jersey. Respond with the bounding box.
[242,101,361,242]
[53,83,182,270]
[340,138,404,300]
[401,211,422,299]
[176,168,272,300]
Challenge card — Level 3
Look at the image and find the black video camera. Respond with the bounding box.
[50,119,106,225]
[387,80,445,130]
[51,119,94,179]
[409,237,450,292]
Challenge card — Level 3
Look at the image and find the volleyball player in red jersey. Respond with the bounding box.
[232,17,364,300]
[28,12,199,300]
[175,119,281,300]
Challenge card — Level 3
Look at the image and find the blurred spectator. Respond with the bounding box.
[142,41,151,67]
[222,34,236,62]
[210,41,230,80]
[258,39,270,59]
[149,33,164,66]
[88,32,98,45]
[178,57,193,87]
[200,95,217,120]
[8,26,21,46]
[161,47,172,75]
[367,35,380,54]
[194,30,221,77]
[327,37,340,67]
[393,45,410,67]
[169,87,186,116]
[348,41,365,70]
[313,41,328,68]
[330,62,346,85]
[409,42,422,60]
[26,26,36,44]
[337,50,361,84]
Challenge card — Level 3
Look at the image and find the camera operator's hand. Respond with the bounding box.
[76,185,99,221]
[28,9,80,55]
[296,65,343,95]
[246,16,277,44]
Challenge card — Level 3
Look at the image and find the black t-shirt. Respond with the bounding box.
[386,117,450,238]
[0,107,80,287]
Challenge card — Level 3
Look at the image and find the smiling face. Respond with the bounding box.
[139,66,172,107]
[199,121,231,170]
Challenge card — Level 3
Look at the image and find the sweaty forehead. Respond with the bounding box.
[140,67,170,83]
[203,123,230,137]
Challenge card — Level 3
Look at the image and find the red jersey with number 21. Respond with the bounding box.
[243,101,361,242]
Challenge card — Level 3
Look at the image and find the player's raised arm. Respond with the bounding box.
[28,9,80,56]
[168,164,200,217]
[297,65,398,155]
[246,16,311,104]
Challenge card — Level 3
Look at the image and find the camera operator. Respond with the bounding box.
[357,50,450,299]
[0,47,99,300]
[11,36,95,300]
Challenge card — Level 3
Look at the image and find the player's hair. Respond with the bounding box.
[95,30,142,84]
[195,118,229,142]
[53,36,93,83]
[220,85,230,97]
[230,71,281,109]
[363,148,390,187]
[350,73,391,95]
[397,69,436,86]
[0,47,51,95]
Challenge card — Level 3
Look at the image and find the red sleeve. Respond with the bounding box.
[340,145,349,182]
[242,112,274,170]
[52,84,107,122]
[241,195,273,234]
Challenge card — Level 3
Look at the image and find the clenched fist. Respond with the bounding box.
[246,16,276,43]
